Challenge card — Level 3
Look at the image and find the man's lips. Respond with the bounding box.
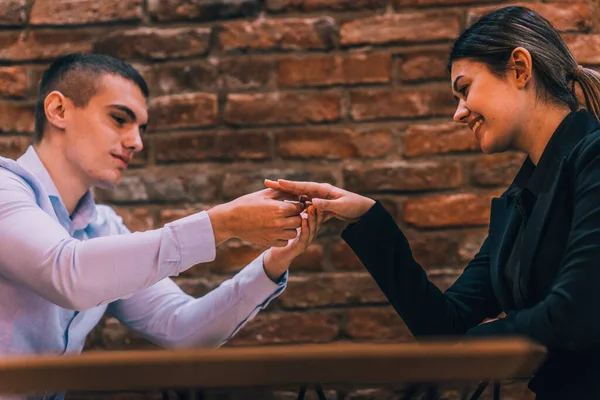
[111,154,131,166]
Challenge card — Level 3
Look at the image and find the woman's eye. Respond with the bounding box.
[461,85,469,97]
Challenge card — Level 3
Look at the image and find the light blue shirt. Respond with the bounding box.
[0,146,286,358]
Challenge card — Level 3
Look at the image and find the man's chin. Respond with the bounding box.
[93,178,120,191]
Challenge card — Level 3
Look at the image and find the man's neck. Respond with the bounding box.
[33,141,90,216]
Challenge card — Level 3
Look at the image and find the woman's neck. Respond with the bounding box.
[515,103,572,165]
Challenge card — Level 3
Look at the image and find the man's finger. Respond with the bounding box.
[277,180,335,198]
[283,215,302,229]
[280,229,299,240]
[264,188,301,201]
[280,201,305,217]
[308,206,318,243]
[316,206,325,233]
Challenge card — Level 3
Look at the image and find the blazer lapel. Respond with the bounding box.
[515,158,567,308]
[489,195,519,311]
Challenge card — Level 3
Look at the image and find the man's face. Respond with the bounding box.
[62,74,148,190]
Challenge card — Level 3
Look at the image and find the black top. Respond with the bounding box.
[502,112,576,306]
[342,110,600,399]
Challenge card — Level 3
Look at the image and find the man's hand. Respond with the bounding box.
[264,179,375,223]
[263,205,324,281]
[207,188,304,247]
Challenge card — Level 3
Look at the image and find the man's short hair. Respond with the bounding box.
[34,53,150,143]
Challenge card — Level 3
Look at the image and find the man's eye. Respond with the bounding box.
[113,115,126,125]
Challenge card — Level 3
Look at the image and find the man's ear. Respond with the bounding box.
[509,47,533,89]
[44,91,70,130]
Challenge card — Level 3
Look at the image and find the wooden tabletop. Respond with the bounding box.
[0,337,547,394]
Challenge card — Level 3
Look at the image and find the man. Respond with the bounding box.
[0,52,321,359]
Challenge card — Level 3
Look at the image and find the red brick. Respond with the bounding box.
[343,160,463,192]
[1,66,35,98]
[0,0,26,26]
[173,277,220,298]
[471,152,525,186]
[278,53,391,87]
[112,206,155,233]
[397,50,449,82]
[564,34,600,64]
[206,240,267,275]
[279,273,387,308]
[227,312,340,345]
[159,205,212,226]
[275,128,392,159]
[0,135,29,159]
[403,192,499,228]
[468,2,594,32]
[94,27,211,60]
[100,318,158,350]
[155,131,270,162]
[150,61,219,95]
[148,0,260,22]
[102,166,220,203]
[219,17,336,51]
[220,57,277,90]
[290,244,324,272]
[458,230,487,263]
[30,0,142,25]
[340,11,460,46]
[331,241,363,271]
[148,93,217,131]
[407,232,460,269]
[404,122,479,157]
[0,102,34,133]
[267,0,387,12]
[0,30,95,61]
[350,86,455,121]
[225,92,340,126]
[344,307,412,341]
[221,168,337,199]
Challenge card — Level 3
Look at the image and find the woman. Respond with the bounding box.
[266,6,600,399]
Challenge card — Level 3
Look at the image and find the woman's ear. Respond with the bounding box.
[44,91,69,130]
[509,47,533,89]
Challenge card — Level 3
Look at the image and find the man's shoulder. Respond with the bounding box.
[0,159,37,196]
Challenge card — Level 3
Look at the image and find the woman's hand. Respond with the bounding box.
[264,179,375,223]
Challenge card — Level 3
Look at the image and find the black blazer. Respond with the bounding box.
[343,110,600,399]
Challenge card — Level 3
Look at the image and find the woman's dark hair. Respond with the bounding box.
[448,6,600,121]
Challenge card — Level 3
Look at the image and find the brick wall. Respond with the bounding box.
[0,0,598,398]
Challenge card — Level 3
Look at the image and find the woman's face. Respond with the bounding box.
[450,59,530,154]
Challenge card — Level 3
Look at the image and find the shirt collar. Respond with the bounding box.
[17,145,97,231]
[512,109,597,196]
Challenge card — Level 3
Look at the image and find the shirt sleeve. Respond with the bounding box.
[107,254,287,348]
[107,213,286,348]
[342,201,502,337]
[0,169,217,311]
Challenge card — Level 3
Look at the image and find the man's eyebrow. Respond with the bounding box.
[452,75,464,93]
[108,104,137,121]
